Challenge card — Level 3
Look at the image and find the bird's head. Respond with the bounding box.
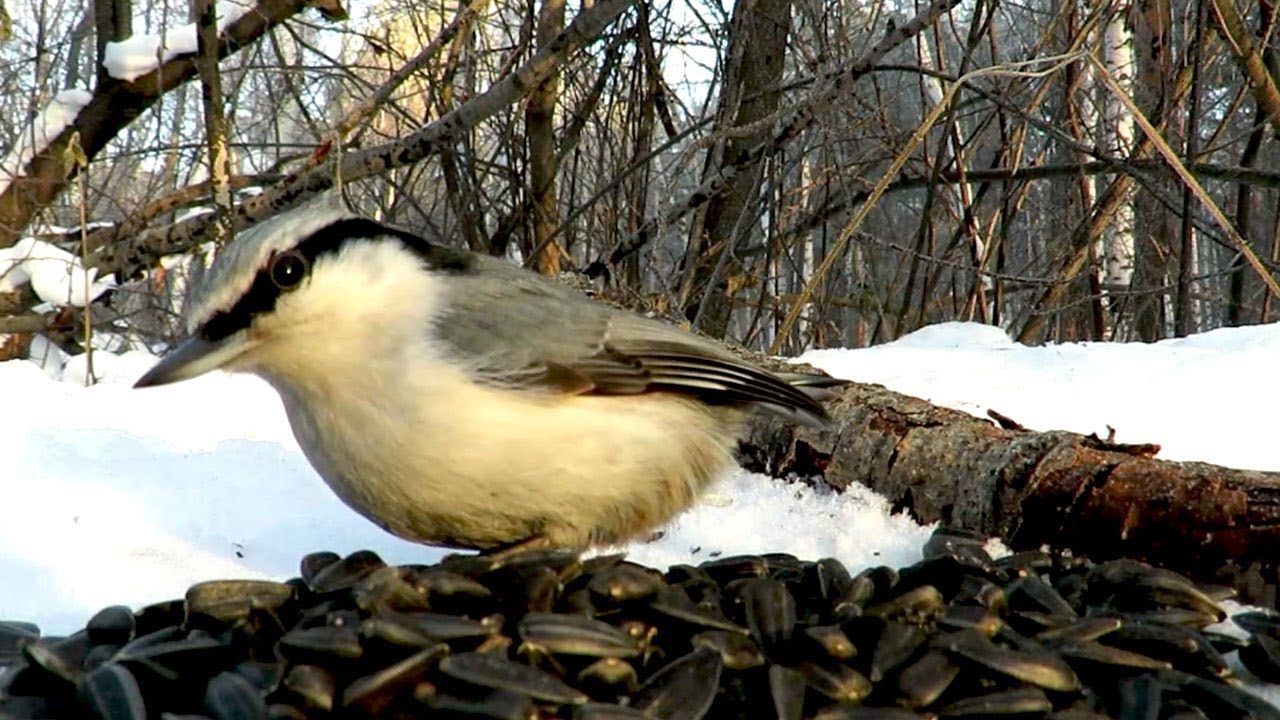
[134,206,467,390]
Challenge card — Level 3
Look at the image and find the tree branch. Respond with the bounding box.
[591,0,964,273]
[0,0,331,248]
[88,0,638,277]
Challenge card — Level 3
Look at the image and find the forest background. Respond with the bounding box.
[0,0,1275,362]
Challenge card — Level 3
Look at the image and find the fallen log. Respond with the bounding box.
[742,380,1280,606]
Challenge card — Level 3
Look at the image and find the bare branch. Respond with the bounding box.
[0,0,331,248]
[593,0,964,272]
[90,0,638,277]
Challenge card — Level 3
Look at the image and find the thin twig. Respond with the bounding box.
[769,52,1087,353]
[1088,53,1280,304]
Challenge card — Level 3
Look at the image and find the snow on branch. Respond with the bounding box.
[0,237,115,307]
[0,0,335,253]
[102,0,256,82]
[0,91,92,197]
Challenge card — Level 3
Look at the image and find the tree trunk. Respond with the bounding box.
[679,0,792,338]
[1099,0,1136,328]
[195,0,234,248]
[525,0,565,273]
[1131,0,1175,341]
[744,381,1280,587]
[1212,0,1280,325]
[93,0,130,86]
[1174,0,1206,338]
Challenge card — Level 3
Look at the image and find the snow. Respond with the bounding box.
[0,236,116,307]
[0,90,92,196]
[102,0,258,82]
[0,347,935,632]
[0,246,31,293]
[3,320,1280,655]
[799,321,1280,471]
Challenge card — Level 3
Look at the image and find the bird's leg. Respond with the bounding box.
[480,534,554,561]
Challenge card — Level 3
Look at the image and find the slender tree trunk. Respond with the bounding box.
[438,8,488,254]
[680,0,792,338]
[622,2,659,288]
[1175,0,1206,337]
[1230,104,1265,326]
[1132,0,1175,341]
[195,0,234,247]
[526,0,565,274]
[1071,7,1102,339]
[1228,0,1278,325]
[1265,203,1280,322]
[917,30,987,325]
[1099,0,1135,332]
[64,8,94,88]
[93,0,130,87]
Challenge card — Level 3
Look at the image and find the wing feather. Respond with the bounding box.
[430,255,830,424]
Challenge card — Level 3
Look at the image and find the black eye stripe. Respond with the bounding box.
[199,218,473,343]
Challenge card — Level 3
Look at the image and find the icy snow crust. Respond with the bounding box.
[799,321,1280,471]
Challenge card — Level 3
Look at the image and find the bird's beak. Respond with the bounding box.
[134,331,250,388]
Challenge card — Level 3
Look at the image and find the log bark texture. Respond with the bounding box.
[744,381,1280,586]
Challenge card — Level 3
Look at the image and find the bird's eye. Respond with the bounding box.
[269,251,309,290]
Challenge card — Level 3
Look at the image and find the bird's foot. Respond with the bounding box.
[480,535,554,560]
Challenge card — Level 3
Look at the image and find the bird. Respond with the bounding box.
[135,205,841,555]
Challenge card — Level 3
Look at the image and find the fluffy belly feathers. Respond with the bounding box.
[275,369,742,550]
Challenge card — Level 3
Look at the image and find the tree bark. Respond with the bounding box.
[1174,0,1206,338]
[1220,0,1278,326]
[744,381,1280,585]
[93,0,130,87]
[1099,0,1136,325]
[1131,0,1175,342]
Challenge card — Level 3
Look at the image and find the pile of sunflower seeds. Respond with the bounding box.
[3,529,1280,719]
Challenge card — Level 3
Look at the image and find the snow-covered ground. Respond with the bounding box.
[3,321,1279,636]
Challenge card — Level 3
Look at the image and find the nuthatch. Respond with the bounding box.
[136,206,837,554]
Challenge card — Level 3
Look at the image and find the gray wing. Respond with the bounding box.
[431,256,830,425]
